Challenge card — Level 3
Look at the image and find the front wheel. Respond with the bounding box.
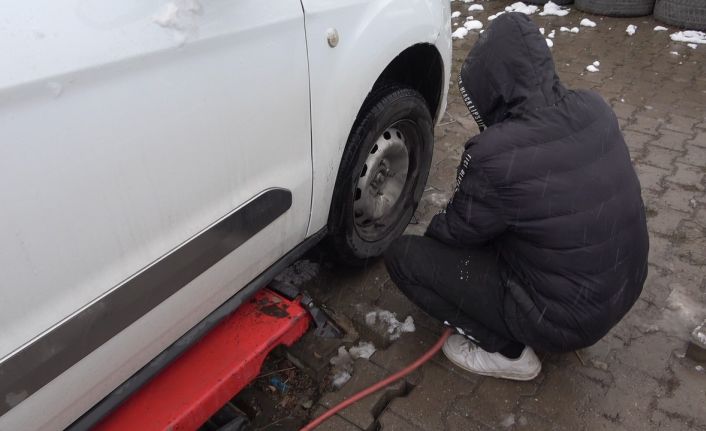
[327,85,434,265]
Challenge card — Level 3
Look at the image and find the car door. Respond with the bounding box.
[0,1,311,429]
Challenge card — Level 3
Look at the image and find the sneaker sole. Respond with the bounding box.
[441,343,542,381]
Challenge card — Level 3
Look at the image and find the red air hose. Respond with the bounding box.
[300,327,453,431]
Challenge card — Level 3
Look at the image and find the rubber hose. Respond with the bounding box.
[300,327,453,431]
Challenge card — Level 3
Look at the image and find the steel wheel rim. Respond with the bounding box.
[353,125,410,235]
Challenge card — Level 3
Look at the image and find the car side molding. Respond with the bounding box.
[0,188,292,417]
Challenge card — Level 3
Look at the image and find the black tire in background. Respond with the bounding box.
[327,85,434,265]
[525,0,574,5]
[655,0,706,30]
[575,0,656,17]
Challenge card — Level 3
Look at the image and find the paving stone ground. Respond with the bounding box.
[300,1,706,430]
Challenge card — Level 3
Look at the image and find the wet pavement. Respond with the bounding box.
[292,1,706,430]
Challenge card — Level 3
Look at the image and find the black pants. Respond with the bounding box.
[384,235,524,354]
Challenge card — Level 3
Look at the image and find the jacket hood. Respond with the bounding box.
[459,12,567,129]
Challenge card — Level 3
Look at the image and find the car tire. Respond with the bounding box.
[655,0,706,30]
[327,85,434,265]
[525,0,573,6]
[575,0,656,17]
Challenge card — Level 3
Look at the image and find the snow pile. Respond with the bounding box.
[580,18,597,28]
[539,27,545,35]
[546,38,553,48]
[670,30,706,44]
[329,341,377,389]
[451,11,461,18]
[689,43,698,49]
[586,61,600,73]
[452,27,469,39]
[548,29,556,39]
[153,0,202,45]
[654,26,668,31]
[365,309,416,340]
[626,24,637,36]
[560,26,579,33]
[464,19,483,31]
[274,259,320,286]
[505,2,538,15]
[539,1,570,17]
[469,4,484,11]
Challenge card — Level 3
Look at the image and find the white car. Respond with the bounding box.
[0,1,451,429]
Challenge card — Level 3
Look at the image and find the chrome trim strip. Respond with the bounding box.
[0,188,292,416]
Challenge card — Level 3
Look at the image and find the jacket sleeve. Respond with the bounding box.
[425,152,507,247]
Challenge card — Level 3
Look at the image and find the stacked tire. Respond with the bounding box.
[575,0,655,17]
[654,0,706,31]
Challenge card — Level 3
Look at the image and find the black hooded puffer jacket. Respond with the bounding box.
[426,13,649,352]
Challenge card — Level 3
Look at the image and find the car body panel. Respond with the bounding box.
[301,0,451,236]
[0,1,311,429]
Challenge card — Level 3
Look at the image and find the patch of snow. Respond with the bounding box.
[451,11,461,18]
[697,365,705,373]
[331,371,351,388]
[586,64,599,73]
[580,18,597,28]
[349,341,376,360]
[688,43,698,49]
[546,38,553,48]
[670,51,680,55]
[571,27,580,33]
[671,30,706,44]
[548,29,556,39]
[452,27,469,39]
[540,27,545,35]
[654,26,668,31]
[505,2,538,15]
[365,309,416,340]
[593,60,600,67]
[560,26,570,32]
[153,0,202,45]
[464,20,483,31]
[539,1,570,17]
[488,11,505,21]
[468,4,484,11]
[275,259,320,286]
[626,24,637,36]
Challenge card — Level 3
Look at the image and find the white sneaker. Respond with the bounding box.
[442,335,541,381]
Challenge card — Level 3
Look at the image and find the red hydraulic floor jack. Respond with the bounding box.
[95,284,339,431]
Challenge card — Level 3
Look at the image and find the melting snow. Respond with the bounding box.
[548,29,556,39]
[505,2,538,15]
[539,1,570,17]
[586,64,599,73]
[452,27,469,39]
[670,51,679,55]
[349,341,376,360]
[331,371,351,388]
[464,20,483,31]
[654,26,668,31]
[469,4,484,11]
[670,30,706,44]
[546,38,553,48]
[580,18,597,28]
[451,11,461,18]
[560,26,580,33]
[540,27,545,35]
[500,414,516,428]
[365,309,416,340]
[626,24,637,36]
[593,60,600,67]
[688,43,698,49]
[153,0,202,45]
